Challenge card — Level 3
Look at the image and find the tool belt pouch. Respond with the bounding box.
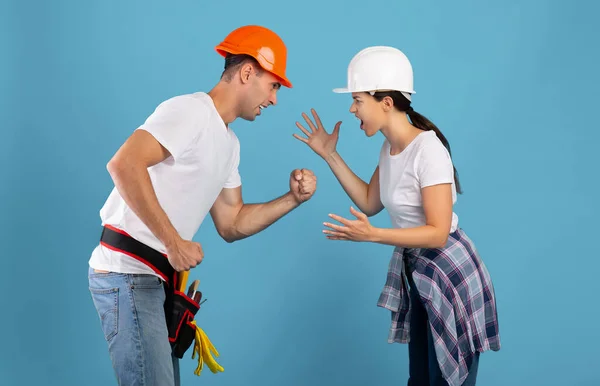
[166,290,200,359]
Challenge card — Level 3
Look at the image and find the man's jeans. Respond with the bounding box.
[88,267,180,386]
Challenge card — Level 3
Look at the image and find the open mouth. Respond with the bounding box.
[356,116,364,129]
[257,104,267,115]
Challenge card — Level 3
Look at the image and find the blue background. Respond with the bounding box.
[1,0,599,385]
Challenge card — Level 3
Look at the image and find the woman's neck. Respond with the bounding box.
[381,113,423,155]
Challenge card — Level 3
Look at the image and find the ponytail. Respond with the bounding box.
[372,91,463,194]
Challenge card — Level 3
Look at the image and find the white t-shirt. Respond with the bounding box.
[378,130,459,233]
[88,92,241,277]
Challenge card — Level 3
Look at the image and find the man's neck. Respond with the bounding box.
[207,82,240,125]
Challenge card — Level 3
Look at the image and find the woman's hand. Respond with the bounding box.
[293,108,341,161]
[323,206,375,242]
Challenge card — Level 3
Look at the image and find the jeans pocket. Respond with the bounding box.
[130,274,164,289]
[89,287,119,341]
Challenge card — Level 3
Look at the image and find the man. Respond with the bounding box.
[87,25,317,386]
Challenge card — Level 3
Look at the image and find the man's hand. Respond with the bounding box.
[289,169,317,204]
[165,238,204,272]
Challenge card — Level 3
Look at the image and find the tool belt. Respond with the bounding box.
[99,225,224,375]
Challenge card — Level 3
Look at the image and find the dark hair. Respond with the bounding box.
[220,53,262,82]
[372,91,462,194]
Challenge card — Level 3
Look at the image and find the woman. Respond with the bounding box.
[293,46,501,386]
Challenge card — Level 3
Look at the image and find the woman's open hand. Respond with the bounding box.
[293,108,341,161]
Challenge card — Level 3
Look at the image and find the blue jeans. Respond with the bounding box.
[407,269,479,386]
[88,267,180,386]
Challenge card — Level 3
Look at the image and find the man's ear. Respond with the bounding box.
[239,63,253,85]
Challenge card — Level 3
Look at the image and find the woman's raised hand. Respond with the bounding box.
[293,108,341,161]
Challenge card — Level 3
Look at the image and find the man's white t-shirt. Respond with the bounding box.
[88,92,241,277]
[378,130,459,233]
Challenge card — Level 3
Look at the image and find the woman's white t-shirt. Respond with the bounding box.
[378,130,459,233]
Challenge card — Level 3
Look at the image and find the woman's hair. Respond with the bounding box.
[372,91,463,194]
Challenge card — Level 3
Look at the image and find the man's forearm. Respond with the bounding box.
[107,159,180,248]
[226,191,300,242]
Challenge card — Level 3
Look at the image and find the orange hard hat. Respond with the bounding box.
[215,25,292,88]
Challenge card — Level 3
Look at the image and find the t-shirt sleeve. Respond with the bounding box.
[135,96,203,161]
[416,140,455,188]
[223,138,242,189]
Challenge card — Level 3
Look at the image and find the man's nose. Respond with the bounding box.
[269,93,277,106]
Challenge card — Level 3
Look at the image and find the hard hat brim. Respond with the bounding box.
[332,87,416,95]
[332,87,351,93]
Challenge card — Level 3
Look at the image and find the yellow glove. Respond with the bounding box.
[190,321,224,376]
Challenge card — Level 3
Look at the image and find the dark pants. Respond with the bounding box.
[406,269,480,386]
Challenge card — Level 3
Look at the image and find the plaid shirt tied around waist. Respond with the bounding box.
[377,228,501,386]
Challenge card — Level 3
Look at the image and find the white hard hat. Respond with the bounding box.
[333,46,415,101]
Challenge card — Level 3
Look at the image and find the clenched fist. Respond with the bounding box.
[289,169,317,204]
[166,238,204,272]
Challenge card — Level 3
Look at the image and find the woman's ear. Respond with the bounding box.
[381,95,394,112]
